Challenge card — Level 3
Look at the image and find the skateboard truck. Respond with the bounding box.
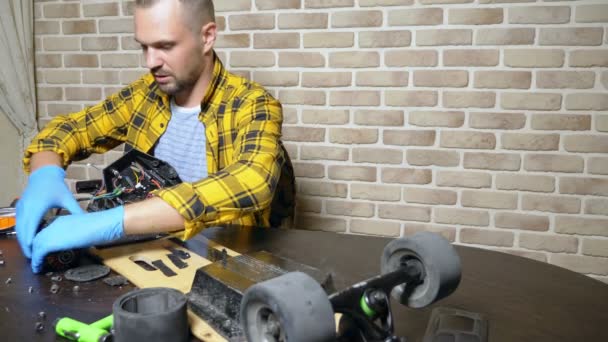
[238,232,462,342]
[186,231,461,341]
[331,259,425,341]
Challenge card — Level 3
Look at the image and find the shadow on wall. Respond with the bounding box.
[0,112,23,205]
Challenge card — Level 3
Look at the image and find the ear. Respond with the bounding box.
[200,22,217,54]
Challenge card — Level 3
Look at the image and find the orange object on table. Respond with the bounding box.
[0,207,16,231]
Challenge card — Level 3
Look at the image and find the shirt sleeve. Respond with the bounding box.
[23,82,143,173]
[152,91,284,239]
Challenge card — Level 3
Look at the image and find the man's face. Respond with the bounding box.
[134,0,205,96]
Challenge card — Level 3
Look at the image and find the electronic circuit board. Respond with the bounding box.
[85,149,182,212]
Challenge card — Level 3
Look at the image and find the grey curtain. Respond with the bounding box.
[0,0,37,148]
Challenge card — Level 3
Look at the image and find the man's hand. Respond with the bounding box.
[16,165,85,258]
[30,206,125,273]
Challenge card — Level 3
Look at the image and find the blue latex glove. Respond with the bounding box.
[16,165,85,258]
[30,206,125,273]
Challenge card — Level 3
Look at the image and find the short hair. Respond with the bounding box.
[135,0,215,32]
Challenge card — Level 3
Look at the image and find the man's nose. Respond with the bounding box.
[145,48,162,70]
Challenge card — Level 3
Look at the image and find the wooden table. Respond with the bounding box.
[0,235,135,341]
[2,226,608,341]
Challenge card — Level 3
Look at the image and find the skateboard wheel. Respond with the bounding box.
[113,287,188,342]
[381,232,461,309]
[240,272,335,342]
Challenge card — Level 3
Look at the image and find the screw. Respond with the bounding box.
[86,163,103,171]
[5,277,11,284]
[73,285,80,293]
[28,286,33,294]
[38,311,46,320]
[221,249,228,267]
[35,322,44,332]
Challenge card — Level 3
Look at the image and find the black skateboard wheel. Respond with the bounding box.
[240,271,335,342]
[113,287,188,342]
[381,232,461,308]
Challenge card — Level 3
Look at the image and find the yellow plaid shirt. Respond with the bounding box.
[24,55,288,239]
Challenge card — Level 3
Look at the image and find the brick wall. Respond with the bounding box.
[33,0,608,282]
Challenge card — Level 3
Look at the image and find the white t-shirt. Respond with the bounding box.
[154,98,208,183]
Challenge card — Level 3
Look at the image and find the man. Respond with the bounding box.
[16,0,291,273]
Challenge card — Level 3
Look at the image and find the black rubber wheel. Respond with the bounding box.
[240,271,335,342]
[381,232,461,309]
[113,287,188,342]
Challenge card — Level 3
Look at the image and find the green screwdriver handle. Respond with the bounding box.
[54,315,113,342]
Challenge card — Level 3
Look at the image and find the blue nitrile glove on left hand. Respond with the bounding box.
[30,206,125,273]
[16,165,85,259]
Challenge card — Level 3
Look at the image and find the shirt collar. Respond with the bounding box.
[201,52,226,107]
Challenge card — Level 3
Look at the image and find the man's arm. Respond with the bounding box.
[27,87,284,271]
[23,77,145,172]
[16,151,85,259]
[29,151,63,172]
[26,96,282,271]
[123,197,185,235]
[151,91,284,239]
[27,183,186,273]
[18,79,143,264]
[30,152,185,235]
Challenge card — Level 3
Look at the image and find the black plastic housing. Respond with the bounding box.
[87,149,182,212]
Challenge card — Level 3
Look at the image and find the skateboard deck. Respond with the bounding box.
[91,237,241,341]
[91,237,340,341]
